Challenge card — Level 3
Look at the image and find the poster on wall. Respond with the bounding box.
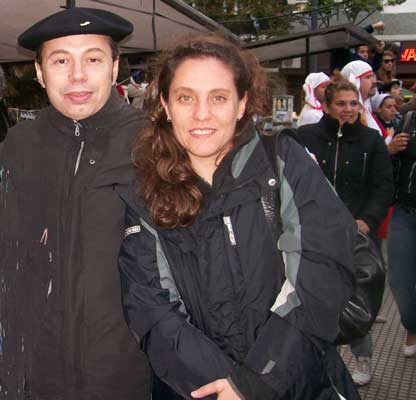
[272,95,293,124]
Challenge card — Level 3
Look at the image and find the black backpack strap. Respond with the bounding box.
[260,128,303,172]
[259,129,304,246]
[259,133,282,245]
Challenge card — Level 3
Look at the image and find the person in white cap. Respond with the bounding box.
[297,72,331,127]
[341,60,381,135]
[371,93,396,142]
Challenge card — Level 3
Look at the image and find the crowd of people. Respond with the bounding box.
[298,36,416,387]
[0,7,415,400]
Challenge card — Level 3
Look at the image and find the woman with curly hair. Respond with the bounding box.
[119,33,359,400]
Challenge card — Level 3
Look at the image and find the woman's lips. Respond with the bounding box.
[189,128,216,137]
[64,91,93,103]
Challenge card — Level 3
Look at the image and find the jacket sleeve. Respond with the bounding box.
[230,134,357,398]
[357,134,394,231]
[119,205,234,399]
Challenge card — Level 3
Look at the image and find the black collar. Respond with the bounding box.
[197,121,256,194]
[374,113,394,129]
[319,113,364,142]
[44,88,124,139]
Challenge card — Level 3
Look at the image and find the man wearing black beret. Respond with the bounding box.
[0,7,150,400]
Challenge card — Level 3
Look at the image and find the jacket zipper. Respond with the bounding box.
[362,152,367,178]
[74,141,85,176]
[223,216,236,246]
[333,128,342,190]
[73,120,84,176]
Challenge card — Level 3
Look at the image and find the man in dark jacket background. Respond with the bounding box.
[388,111,416,358]
[0,8,150,399]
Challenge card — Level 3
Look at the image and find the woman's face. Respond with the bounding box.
[325,90,361,126]
[378,97,396,122]
[161,57,247,173]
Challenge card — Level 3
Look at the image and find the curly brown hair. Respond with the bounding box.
[132,32,269,229]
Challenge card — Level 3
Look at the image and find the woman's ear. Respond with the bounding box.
[237,92,248,121]
[160,95,171,121]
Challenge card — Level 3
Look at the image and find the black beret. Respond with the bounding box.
[18,7,133,51]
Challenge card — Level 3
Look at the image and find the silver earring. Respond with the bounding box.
[167,117,171,122]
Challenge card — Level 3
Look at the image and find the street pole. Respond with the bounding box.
[66,0,76,8]
[309,0,318,72]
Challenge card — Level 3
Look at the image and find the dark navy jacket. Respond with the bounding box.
[119,129,359,399]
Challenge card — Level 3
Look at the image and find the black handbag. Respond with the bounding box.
[260,131,386,346]
[335,231,386,345]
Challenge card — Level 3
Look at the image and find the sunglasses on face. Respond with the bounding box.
[383,59,395,64]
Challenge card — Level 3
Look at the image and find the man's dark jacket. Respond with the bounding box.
[393,111,416,207]
[298,113,394,233]
[0,89,150,399]
[119,129,360,400]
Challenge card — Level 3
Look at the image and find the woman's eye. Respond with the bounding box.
[213,95,226,103]
[178,95,193,102]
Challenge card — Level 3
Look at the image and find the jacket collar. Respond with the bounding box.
[318,112,363,142]
[374,112,394,129]
[121,123,270,230]
[45,88,124,138]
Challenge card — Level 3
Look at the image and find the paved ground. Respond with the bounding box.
[340,284,416,400]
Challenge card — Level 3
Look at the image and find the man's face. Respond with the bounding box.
[357,45,369,60]
[360,72,377,101]
[35,34,119,121]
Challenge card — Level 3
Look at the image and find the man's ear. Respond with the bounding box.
[35,61,45,88]
[112,58,120,85]
[323,102,329,114]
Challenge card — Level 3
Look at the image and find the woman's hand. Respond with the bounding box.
[191,379,242,400]
[356,219,370,234]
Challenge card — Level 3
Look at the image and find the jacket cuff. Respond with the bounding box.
[228,365,276,400]
[241,314,324,396]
